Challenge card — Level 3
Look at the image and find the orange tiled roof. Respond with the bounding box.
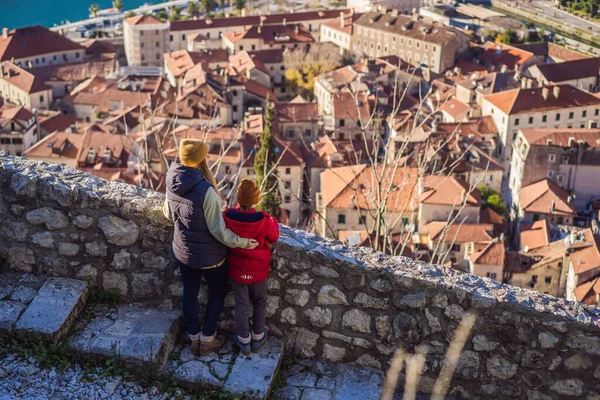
[1,61,49,93]
[224,24,315,45]
[574,276,600,305]
[31,58,116,82]
[483,84,600,115]
[0,25,83,61]
[470,241,505,265]
[419,175,481,207]
[520,128,600,148]
[0,104,33,129]
[520,219,551,251]
[478,41,535,68]
[125,14,163,26]
[324,11,363,35]
[275,102,319,122]
[23,131,83,160]
[440,98,470,119]
[519,179,576,216]
[569,228,600,276]
[321,165,419,212]
[427,222,494,243]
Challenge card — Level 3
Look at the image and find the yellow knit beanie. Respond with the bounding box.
[237,178,261,207]
[179,138,208,167]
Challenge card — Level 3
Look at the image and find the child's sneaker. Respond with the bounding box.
[251,331,268,353]
[236,336,251,356]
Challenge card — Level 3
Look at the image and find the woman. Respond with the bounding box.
[166,138,258,356]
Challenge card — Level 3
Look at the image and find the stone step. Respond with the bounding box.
[11,278,87,341]
[0,274,49,336]
[167,337,284,400]
[68,305,181,373]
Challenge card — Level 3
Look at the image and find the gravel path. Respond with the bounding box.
[0,352,189,400]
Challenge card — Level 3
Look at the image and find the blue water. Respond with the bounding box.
[0,0,158,29]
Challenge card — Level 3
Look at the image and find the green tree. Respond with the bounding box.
[234,0,246,12]
[479,187,508,216]
[201,0,218,15]
[187,1,199,17]
[254,100,282,221]
[168,6,181,21]
[156,10,168,21]
[112,0,124,12]
[89,3,100,18]
[125,10,135,18]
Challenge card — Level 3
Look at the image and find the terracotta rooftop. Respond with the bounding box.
[23,131,83,161]
[427,222,495,243]
[31,58,116,82]
[38,113,78,134]
[229,51,270,76]
[247,48,285,64]
[514,42,591,62]
[354,12,464,45]
[0,61,49,93]
[0,104,33,129]
[125,14,164,26]
[456,71,521,96]
[241,80,278,102]
[332,92,371,121]
[223,24,315,45]
[519,179,576,216]
[419,175,481,207]
[170,9,348,32]
[520,219,551,251]
[478,41,535,69]
[440,98,470,119]
[324,11,363,35]
[81,39,117,57]
[569,228,600,276]
[164,50,228,78]
[483,84,600,115]
[520,128,600,148]
[470,241,505,265]
[533,57,600,83]
[574,276,600,305]
[275,102,319,122]
[320,165,419,212]
[0,25,83,61]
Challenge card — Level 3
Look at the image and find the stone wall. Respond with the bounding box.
[2,153,600,399]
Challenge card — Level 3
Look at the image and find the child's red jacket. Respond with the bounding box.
[223,207,280,284]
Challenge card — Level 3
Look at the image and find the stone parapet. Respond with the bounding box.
[1,153,600,399]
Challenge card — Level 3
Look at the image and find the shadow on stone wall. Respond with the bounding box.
[2,153,600,399]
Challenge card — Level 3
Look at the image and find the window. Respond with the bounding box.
[35,58,39,65]
[155,41,159,47]
[339,119,345,127]
[555,113,561,121]
[156,53,160,60]
[285,167,291,175]
[247,168,255,175]
[512,132,517,141]
[141,31,144,36]
[514,118,519,126]
[486,272,497,280]
[232,90,238,96]
[39,95,44,102]
[557,174,564,183]
[284,195,291,204]
[338,214,346,224]
[359,215,367,225]
[170,35,173,41]
[542,115,547,123]
[304,129,311,137]
[402,217,409,225]
[251,45,256,50]
[451,244,461,252]
[182,34,186,40]
[155,30,158,35]
[548,154,556,162]
[225,166,232,174]
[557,216,564,225]
[53,55,57,61]
[547,170,555,178]
[41,57,46,63]
[207,33,210,38]
[284,181,291,189]
[569,111,574,119]
[533,213,540,221]
[583,110,587,118]
[596,108,599,116]
[233,105,238,112]
[280,66,285,71]
[141,43,144,48]
[528,116,533,124]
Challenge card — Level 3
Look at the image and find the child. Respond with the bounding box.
[223,178,280,355]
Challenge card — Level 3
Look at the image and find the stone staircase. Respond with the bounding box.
[0,273,284,400]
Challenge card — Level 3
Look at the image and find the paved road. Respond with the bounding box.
[509,0,600,33]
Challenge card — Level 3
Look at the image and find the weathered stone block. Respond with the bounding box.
[342,309,371,333]
[456,350,480,379]
[86,241,108,257]
[103,271,128,296]
[353,292,388,309]
[472,335,498,352]
[266,296,279,318]
[132,273,161,298]
[58,242,80,256]
[98,215,139,246]
[284,289,310,307]
[290,273,313,285]
[72,215,94,229]
[370,279,391,293]
[141,252,169,270]
[2,221,28,242]
[10,286,37,304]
[112,249,131,270]
[291,328,320,357]
[354,354,382,369]
[75,265,98,284]
[487,355,517,379]
[564,354,592,370]
[334,367,384,400]
[521,351,545,369]
[394,292,426,308]
[8,246,35,273]
[566,334,600,355]
[10,172,37,197]
[312,266,339,278]
[323,343,345,362]
[303,307,332,328]
[0,301,26,335]
[375,315,390,339]
[538,332,559,349]
[25,207,68,230]
[15,278,87,341]
[32,231,55,248]
[550,379,583,396]
[317,285,348,305]
[280,307,297,325]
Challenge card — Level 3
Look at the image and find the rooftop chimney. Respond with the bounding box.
[542,87,549,100]
[553,86,560,98]
[2,28,7,40]
[283,18,287,26]
[340,11,345,28]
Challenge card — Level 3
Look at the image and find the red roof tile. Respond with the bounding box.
[0,25,83,61]
[519,179,576,216]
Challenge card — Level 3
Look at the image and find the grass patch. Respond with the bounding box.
[87,288,121,307]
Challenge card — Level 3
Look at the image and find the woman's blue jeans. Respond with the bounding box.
[178,260,229,336]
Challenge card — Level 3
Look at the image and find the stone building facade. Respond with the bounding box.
[1,153,600,399]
